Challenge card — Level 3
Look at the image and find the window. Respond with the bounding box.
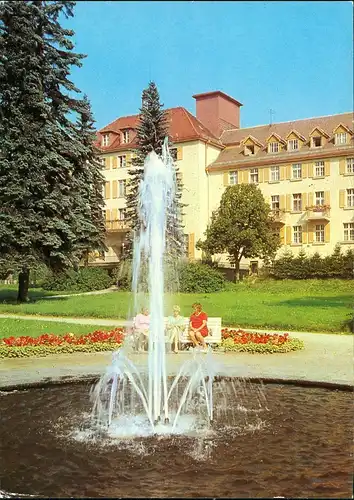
[311,136,322,148]
[118,209,126,220]
[288,139,299,151]
[99,157,106,168]
[122,130,130,144]
[271,195,280,211]
[344,222,354,241]
[170,148,178,161]
[293,225,302,244]
[347,188,354,207]
[292,163,302,180]
[315,191,324,206]
[118,180,126,198]
[314,161,325,177]
[346,158,354,174]
[229,171,238,185]
[119,155,126,168]
[293,193,302,212]
[315,224,325,243]
[102,134,109,147]
[335,132,348,145]
[270,166,280,182]
[268,142,279,153]
[250,168,259,184]
[245,144,255,155]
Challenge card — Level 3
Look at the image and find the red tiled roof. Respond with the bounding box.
[209,112,354,170]
[95,107,223,152]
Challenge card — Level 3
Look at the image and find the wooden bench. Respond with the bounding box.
[163,317,222,346]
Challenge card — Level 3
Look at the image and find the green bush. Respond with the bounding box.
[221,337,304,353]
[270,245,354,280]
[42,267,113,292]
[179,262,226,293]
[0,342,121,358]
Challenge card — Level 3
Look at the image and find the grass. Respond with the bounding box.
[0,279,352,333]
[0,318,111,340]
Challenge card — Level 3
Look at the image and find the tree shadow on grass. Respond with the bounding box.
[277,296,354,308]
[0,287,69,304]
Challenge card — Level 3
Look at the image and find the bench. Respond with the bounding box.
[163,317,222,346]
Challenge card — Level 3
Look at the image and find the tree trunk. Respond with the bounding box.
[234,259,241,282]
[17,267,30,303]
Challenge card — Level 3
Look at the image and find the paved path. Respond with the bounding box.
[0,331,353,390]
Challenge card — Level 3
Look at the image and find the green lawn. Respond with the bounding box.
[0,279,352,333]
[0,318,111,340]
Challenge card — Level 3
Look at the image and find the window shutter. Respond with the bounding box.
[242,170,249,184]
[308,192,314,207]
[286,165,291,180]
[324,191,330,206]
[258,168,263,183]
[112,180,118,198]
[112,157,118,169]
[280,226,285,244]
[286,194,292,212]
[279,195,286,210]
[177,147,183,161]
[285,226,291,245]
[339,189,345,208]
[324,160,330,176]
[263,168,269,182]
[302,193,308,210]
[105,157,110,170]
[324,223,330,243]
[105,182,110,199]
[308,163,314,178]
[302,164,308,178]
[308,224,314,243]
[223,172,229,186]
[280,166,286,181]
[339,159,346,175]
[188,233,195,260]
[112,208,118,228]
[126,153,131,166]
[302,226,308,244]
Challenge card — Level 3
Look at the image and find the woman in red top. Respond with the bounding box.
[189,302,208,350]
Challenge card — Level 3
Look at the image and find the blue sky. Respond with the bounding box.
[65,1,353,131]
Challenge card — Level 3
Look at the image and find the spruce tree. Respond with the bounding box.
[0,1,105,301]
[125,81,185,258]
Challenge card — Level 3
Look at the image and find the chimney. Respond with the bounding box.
[192,91,243,138]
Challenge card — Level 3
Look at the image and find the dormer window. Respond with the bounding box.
[311,136,322,148]
[245,144,255,155]
[122,130,130,144]
[268,142,279,153]
[335,132,348,145]
[288,139,299,151]
[102,134,109,147]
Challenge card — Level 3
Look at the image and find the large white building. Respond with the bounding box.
[93,91,354,272]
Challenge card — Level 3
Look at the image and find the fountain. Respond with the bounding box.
[90,138,217,435]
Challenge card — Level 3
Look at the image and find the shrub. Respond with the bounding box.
[270,245,354,280]
[42,267,113,292]
[179,262,226,293]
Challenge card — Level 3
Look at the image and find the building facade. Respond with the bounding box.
[94,91,354,271]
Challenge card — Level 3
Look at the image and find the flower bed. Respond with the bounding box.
[0,328,125,358]
[221,328,304,353]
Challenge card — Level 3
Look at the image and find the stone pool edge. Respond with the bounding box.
[1,373,352,392]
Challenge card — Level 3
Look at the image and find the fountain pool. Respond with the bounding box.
[0,381,352,498]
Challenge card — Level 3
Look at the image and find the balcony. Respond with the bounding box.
[88,252,120,266]
[305,206,331,221]
[105,219,130,232]
[270,209,286,224]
